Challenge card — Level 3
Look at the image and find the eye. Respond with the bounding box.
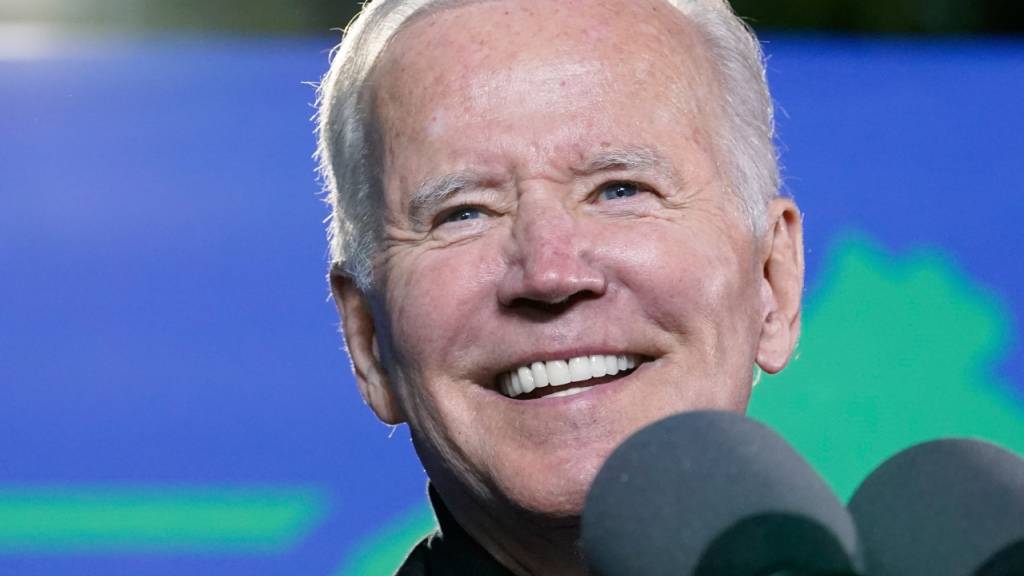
[438,206,485,225]
[599,181,641,201]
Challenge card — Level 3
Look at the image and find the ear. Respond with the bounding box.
[330,269,406,425]
[755,198,805,374]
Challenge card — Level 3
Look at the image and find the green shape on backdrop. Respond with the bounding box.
[749,233,1023,499]
[340,232,1024,573]
[337,505,437,576]
[0,486,326,554]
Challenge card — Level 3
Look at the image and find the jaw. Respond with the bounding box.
[402,348,758,576]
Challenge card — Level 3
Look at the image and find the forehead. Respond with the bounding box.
[386,0,702,68]
[381,0,716,107]
[371,0,722,186]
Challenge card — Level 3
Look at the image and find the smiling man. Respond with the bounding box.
[317,0,804,574]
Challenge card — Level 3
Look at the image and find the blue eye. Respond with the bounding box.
[441,206,483,224]
[600,182,640,201]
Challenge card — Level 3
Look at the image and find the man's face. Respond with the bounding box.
[355,0,799,519]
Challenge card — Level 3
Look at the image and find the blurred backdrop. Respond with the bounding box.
[2,1,1022,575]
[2,0,1024,34]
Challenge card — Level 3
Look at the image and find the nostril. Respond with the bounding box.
[498,265,608,311]
[505,289,601,314]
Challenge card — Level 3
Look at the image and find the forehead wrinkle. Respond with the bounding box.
[463,61,604,116]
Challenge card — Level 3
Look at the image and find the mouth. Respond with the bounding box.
[496,354,644,400]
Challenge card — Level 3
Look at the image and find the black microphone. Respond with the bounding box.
[848,438,1024,576]
[582,411,863,576]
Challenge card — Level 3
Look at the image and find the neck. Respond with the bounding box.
[478,514,587,576]
[433,485,590,576]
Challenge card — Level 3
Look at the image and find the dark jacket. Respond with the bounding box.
[395,486,514,576]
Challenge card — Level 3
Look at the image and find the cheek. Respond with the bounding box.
[382,241,504,376]
[378,258,483,438]
[603,220,759,337]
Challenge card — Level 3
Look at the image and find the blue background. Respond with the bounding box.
[1,35,1022,574]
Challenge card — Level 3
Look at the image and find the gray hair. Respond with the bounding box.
[316,0,778,291]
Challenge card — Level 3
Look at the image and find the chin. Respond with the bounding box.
[496,445,612,522]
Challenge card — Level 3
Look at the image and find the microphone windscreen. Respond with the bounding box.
[848,438,1024,576]
[582,410,862,576]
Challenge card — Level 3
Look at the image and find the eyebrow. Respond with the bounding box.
[407,170,485,228]
[572,146,679,182]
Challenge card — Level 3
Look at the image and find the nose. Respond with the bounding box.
[497,196,607,310]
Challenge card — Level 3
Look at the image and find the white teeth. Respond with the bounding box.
[605,354,619,376]
[569,356,591,382]
[547,360,571,386]
[499,354,642,398]
[517,366,536,394]
[546,385,595,398]
[530,362,549,388]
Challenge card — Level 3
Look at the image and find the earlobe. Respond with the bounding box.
[755,198,805,374]
[331,269,406,425]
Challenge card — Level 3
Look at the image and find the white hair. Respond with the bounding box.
[316,0,778,291]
